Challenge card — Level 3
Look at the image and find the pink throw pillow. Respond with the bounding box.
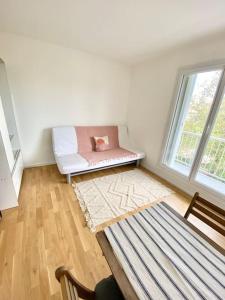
[94,136,110,152]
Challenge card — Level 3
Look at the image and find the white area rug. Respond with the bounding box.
[73,169,174,231]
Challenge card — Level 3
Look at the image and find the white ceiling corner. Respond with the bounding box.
[1,0,225,64]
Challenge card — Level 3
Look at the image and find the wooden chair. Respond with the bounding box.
[55,266,125,300]
[184,192,225,236]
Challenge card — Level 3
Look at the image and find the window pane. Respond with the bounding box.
[165,70,222,176]
[196,92,225,194]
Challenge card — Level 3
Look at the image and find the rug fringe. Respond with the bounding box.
[74,184,96,232]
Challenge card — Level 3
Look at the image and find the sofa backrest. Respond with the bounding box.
[75,126,119,153]
[52,126,78,157]
[52,125,130,157]
[118,124,131,149]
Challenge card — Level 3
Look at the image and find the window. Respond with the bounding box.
[163,65,225,195]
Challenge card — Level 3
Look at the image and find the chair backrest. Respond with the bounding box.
[184,192,225,236]
[58,272,79,300]
[55,266,95,300]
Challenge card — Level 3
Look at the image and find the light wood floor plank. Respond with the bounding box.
[0,164,224,299]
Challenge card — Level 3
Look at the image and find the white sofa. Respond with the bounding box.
[52,125,145,183]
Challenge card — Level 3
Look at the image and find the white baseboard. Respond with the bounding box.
[141,161,225,208]
[142,162,193,194]
[24,160,56,168]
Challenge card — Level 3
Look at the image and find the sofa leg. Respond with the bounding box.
[136,159,140,167]
[66,174,72,184]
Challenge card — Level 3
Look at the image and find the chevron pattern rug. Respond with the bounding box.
[73,169,174,231]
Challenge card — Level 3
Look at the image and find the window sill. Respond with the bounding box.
[195,173,225,196]
[160,161,225,199]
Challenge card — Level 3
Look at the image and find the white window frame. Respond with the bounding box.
[161,61,225,198]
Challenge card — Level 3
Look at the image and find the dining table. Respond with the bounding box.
[96,201,225,300]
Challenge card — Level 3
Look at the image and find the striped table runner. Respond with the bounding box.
[104,202,225,300]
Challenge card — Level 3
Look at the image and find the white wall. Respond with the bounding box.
[128,33,225,203]
[0,33,131,166]
[1,30,225,203]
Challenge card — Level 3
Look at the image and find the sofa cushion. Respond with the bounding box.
[94,136,110,151]
[55,149,145,174]
[55,153,89,174]
[79,147,137,165]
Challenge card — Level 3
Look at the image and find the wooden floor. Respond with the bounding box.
[0,164,224,300]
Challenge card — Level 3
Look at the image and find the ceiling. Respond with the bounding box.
[1,0,225,64]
